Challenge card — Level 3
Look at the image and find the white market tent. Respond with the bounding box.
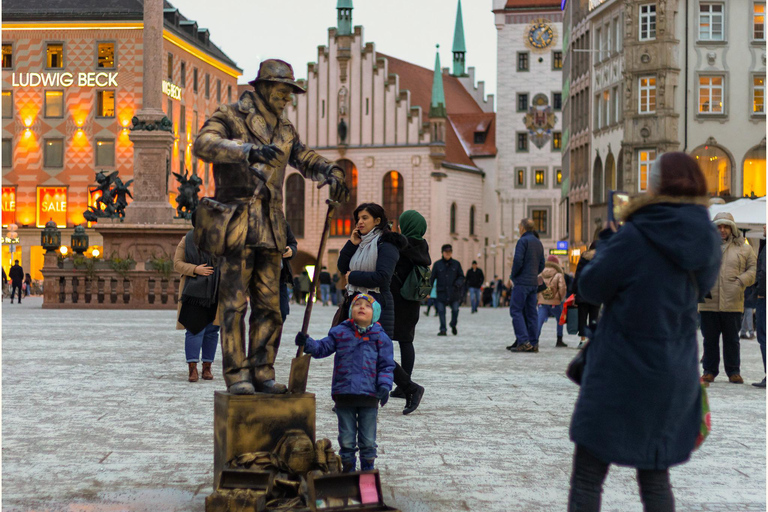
[709,197,766,238]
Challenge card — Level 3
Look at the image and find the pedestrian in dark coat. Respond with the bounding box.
[465,261,485,313]
[572,241,599,347]
[390,210,430,413]
[430,245,464,335]
[508,219,544,352]
[279,223,298,322]
[568,152,722,511]
[9,260,23,304]
[753,228,766,388]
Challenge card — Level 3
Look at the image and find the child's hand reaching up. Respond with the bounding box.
[295,332,312,354]
[376,386,389,407]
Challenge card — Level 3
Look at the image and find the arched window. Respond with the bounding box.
[592,155,603,204]
[604,152,616,200]
[284,174,305,238]
[743,143,766,197]
[382,171,404,231]
[691,143,732,196]
[331,159,358,236]
[616,149,624,190]
[469,205,476,236]
[450,203,457,234]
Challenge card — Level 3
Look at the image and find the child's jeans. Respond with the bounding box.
[335,405,378,467]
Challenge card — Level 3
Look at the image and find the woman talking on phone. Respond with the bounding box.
[337,203,425,415]
[567,153,721,511]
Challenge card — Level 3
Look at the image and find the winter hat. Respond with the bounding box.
[348,293,381,324]
[399,210,427,240]
[713,212,740,237]
[547,255,560,263]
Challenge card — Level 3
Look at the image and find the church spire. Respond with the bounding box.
[337,0,353,36]
[452,0,467,77]
[430,45,446,118]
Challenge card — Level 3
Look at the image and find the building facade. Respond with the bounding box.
[563,0,766,263]
[494,0,567,278]
[1,0,241,279]
[280,1,496,275]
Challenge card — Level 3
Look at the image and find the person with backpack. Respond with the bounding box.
[535,255,568,348]
[389,210,430,414]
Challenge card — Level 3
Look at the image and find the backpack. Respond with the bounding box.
[397,265,432,301]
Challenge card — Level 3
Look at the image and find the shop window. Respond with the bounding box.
[2,91,12,119]
[2,186,16,226]
[331,159,357,237]
[517,132,529,152]
[44,139,64,168]
[743,144,766,197]
[699,76,724,114]
[36,186,67,228]
[639,4,656,41]
[692,144,731,196]
[2,139,11,168]
[95,139,115,168]
[699,3,724,41]
[46,43,63,68]
[44,91,64,118]
[552,51,563,70]
[2,44,12,69]
[517,52,529,72]
[285,173,305,237]
[517,93,529,112]
[97,90,115,117]
[382,171,404,231]
[637,149,656,192]
[639,76,656,114]
[97,43,115,68]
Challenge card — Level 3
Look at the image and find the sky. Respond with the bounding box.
[171,0,499,103]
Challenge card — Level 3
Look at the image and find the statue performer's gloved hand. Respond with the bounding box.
[318,167,350,203]
[376,386,389,407]
[248,143,282,165]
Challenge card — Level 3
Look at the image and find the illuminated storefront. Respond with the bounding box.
[1,2,241,279]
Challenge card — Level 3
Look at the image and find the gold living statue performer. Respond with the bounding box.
[193,59,349,395]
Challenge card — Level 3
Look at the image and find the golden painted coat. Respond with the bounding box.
[174,237,220,330]
[699,234,757,313]
[193,89,341,252]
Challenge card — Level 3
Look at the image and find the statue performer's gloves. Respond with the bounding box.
[248,144,282,165]
[376,386,389,407]
[318,167,350,203]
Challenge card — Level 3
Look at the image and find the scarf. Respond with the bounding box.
[346,228,382,295]
[399,210,426,240]
[181,230,220,308]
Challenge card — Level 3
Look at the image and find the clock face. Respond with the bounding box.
[528,22,555,50]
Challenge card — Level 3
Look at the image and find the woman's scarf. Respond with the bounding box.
[346,228,382,295]
[399,210,427,241]
[181,230,220,308]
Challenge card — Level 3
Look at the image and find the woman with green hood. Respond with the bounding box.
[389,210,431,414]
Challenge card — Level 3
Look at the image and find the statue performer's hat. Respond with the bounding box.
[248,59,306,94]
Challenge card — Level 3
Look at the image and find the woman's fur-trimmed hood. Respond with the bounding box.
[543,261,564,275]
[618,194,711,222]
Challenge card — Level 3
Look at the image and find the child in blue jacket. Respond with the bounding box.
[295,293,395,472]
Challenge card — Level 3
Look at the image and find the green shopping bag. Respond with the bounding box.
[694,380,711,450]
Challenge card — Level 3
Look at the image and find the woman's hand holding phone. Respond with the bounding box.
[350,228,362,245]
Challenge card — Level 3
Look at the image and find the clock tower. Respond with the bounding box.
[492,0,564,274]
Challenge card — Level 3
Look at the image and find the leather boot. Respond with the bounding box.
[556,337,568,347]
[202,362,213,380]
[188,362,199,382]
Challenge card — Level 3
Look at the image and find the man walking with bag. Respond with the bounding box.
[509,219,544,352]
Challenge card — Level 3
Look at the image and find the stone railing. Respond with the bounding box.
[41,256,180,310]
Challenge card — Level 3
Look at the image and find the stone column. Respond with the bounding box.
[124,0,175,225]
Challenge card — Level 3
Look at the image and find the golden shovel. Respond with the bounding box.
[288,199,338,394]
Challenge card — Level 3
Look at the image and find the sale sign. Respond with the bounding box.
[36,186,67,228]
[2,187,16,227]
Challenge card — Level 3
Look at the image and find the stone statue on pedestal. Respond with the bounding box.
[193,59,349,395]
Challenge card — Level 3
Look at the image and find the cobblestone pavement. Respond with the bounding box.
[2,298,765,511]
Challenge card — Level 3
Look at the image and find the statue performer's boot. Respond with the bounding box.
[188,363,199,382]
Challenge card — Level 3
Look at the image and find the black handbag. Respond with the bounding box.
[566,341,589,386]
[331,291,352,328]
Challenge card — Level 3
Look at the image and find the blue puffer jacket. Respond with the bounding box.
[304,319,395,398]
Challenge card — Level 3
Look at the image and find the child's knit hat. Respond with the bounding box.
[348,293,381,324]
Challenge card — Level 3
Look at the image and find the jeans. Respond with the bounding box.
[568,445,674,512]
[757,298,766,372]
[701,311,742,377]
[185,323,220,363]
[320,284,331,304]
[493,290,501,308]
[436,299,460,333]
[469,287,481,313]
[537,304,563,341]
[510,285,538,344]
[741,307,755,335]
[10,283,21,302]
[331,287,339,306]
[336,405,378,465]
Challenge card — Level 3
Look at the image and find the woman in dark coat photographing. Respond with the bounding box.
[568,152,721,511]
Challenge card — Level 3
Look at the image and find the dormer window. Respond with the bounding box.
[474,131,487,144]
